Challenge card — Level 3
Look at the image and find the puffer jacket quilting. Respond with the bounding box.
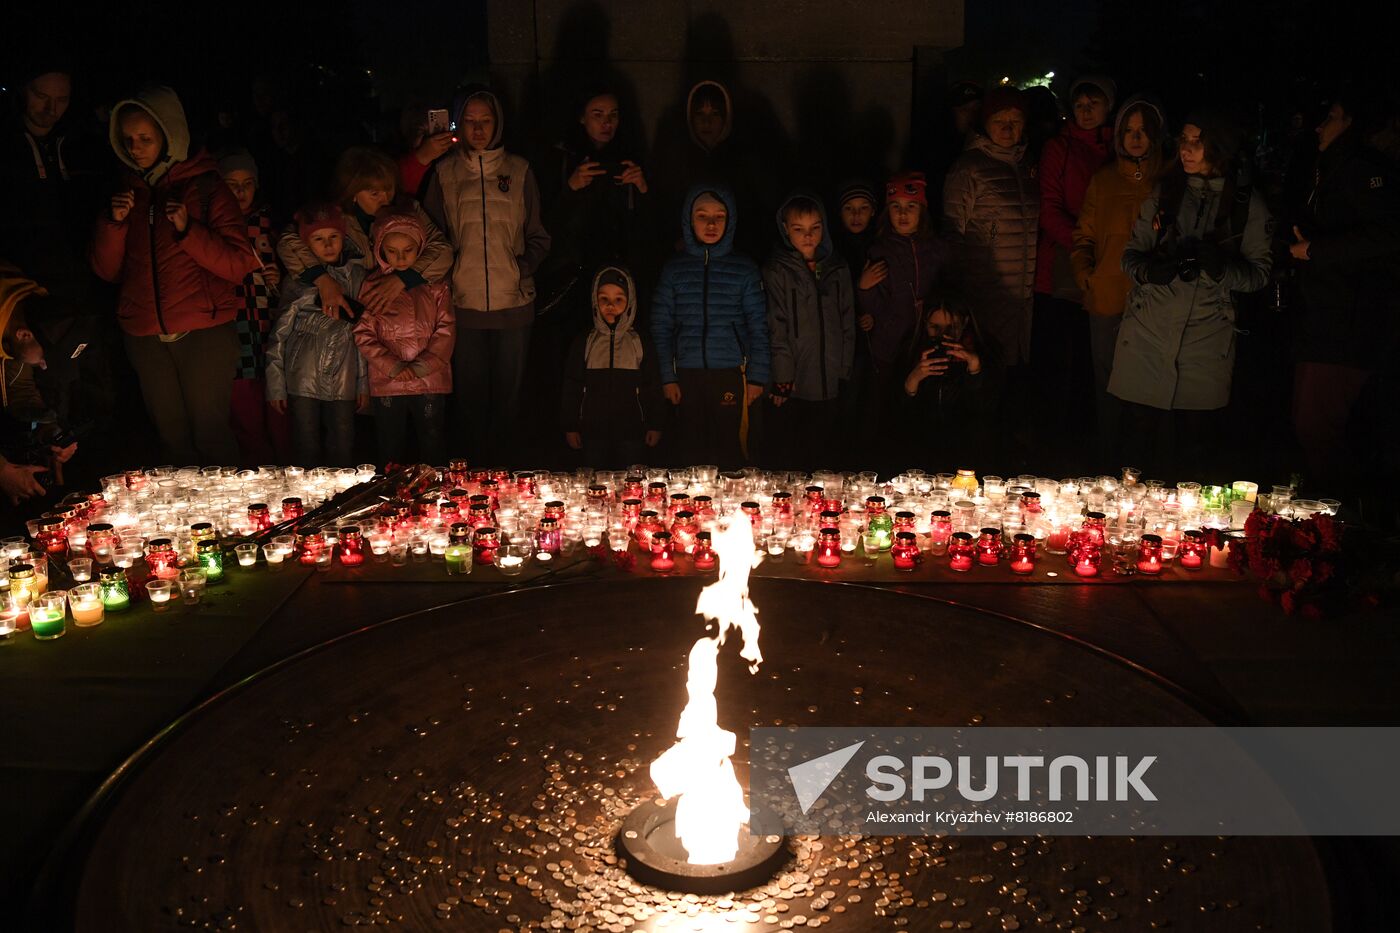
[651,185,770,385]
[943,133,1040,365]
[264,255,368,402]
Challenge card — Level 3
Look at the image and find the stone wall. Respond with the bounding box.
[486,0,964,181]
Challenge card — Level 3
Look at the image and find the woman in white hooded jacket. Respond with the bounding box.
[423,86,551,460]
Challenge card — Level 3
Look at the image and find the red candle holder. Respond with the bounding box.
[536,516,562,557]
[771,491,793,519]
[976,527,1003,566]
[621,498,643,524]
[1081,511,1107,548]
[472,527,500,566]
[35,517,68,557]
[338,525,365,566]
[1020,491,1043,515]
[741,501,762,527]
[297,529,326,565]
[803,486,824,511]
[893,511,917,535]
[692,495,716,521]
[514,471,538,499]
[635,511,663,550]
[692,531,716,572]
[479,478,500,511]
[86,522,117,562]
[1068,532,1101,578]
[467,501,494,528]
[281,497,304,522]
[587,483,610,504]
[816,527,842,568]
[891,531,920,571]
[447,458,469,488]
[650,531,676,572]
[448,522,473,547]
[1179,529,1207,570]
[929,510,953,555]
[948,532,975,572]
[670,511,698,554]
[622,476,646,501]
[544,500,567,522]
[1135,533,1164,575]
[645,482,668,513]
[1009,533,1036,574]
[144,537,181,580]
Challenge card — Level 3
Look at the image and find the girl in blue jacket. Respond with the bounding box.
[651,186,770,467]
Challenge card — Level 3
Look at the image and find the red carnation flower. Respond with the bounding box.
[1280,590,1297,615]
[1289,559,1313,588]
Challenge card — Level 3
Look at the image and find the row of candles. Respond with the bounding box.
[4,463,1336,641]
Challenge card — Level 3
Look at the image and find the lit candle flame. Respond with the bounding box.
[649,517,762,865]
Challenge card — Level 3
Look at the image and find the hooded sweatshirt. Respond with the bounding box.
[856,222,946,370]
[650,185,770,386]
[353,213,455,397]
[942,131,1040,365]
[1071,95,1168,316]
[560,266,663,436]
[90,86,260,337]
[423,88,552,328]
[763,193,855,401]
[1034,78,1116,296]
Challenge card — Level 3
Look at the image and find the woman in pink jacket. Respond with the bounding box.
[353,212,455,466]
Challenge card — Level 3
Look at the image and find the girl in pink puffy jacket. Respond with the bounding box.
[353,212,455,466]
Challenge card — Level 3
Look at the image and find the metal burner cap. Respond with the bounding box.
[617,797,787,895]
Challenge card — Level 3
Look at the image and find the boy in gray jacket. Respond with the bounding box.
[762,193,854,469]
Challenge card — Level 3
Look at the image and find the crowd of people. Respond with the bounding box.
[2,58,1397,525]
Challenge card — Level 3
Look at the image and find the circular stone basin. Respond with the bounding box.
[61,578,1329,931]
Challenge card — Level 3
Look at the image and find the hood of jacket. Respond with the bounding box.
[968,131,1026,165]
[686,79,733,151]
[590,265,637,336]
[680,183,738,258]
[1114,94,1169,162]
[1069,75,1118,113]
[108,85,191,184]
[452,85,505,152]
[772,190,834,267]
[370,211,427,276]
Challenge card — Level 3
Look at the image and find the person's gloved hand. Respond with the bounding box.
[1142,250,1178,285]
[1197,240,1228,280]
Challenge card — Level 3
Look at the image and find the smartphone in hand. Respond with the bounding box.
[426,108,450,136]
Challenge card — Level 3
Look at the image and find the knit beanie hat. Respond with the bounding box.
[1069,75,1117,113]
[981,85,1026,124]
[837,178,878,208]
[217,149,258,182]
[296,203,346,240]
[885,171,928,207]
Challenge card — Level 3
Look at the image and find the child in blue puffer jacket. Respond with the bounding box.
[651,186,770,467]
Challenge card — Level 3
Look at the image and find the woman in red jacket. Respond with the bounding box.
[91,85,258,464]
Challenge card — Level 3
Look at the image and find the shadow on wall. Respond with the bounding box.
[793,64,895,196]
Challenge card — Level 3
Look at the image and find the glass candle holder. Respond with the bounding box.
[262,544,287,572]
[409,535,429,562]
[69,583,105,626]
[179,568,207,604]
[444,544,472,575]
[472,527,500,567]
[336,526,365,566]
[97,565,131,612]
[36,517,68,557]
[976,528,1002,566]
[929,510,953,556]
[369,532,392,563]
[389,542,409,567]
[765,531,787,562]
[952,469,979,496]
[865,497,892,550]
[635,511,663,551]
[861,530,882,566]
[816,528,842,568]
[248,503,272,533]
[692,532,717,572]
[536,516,562,557]
[890,531,920,572]
[1008,533,1037,574]
[1178,529,1207,570]
[68,557,94,582]
[145,579,173,611]
[496,543,529,576]
[1069,536,1102,578]
[948,532,975,572]
[196,539,224,582]
[296,530,325,566]
[235,543,260,568]
[280,497,304,522]
[29,592,67,639]
[650,531,676,572]
[1136,533,1164,575]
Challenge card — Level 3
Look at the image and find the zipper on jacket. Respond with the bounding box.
[701,249,710,369]
[148,199,168,335]
[791,288,800,340]
[478,155,490,313]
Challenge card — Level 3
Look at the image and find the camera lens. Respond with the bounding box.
[1177,257,1200,282]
